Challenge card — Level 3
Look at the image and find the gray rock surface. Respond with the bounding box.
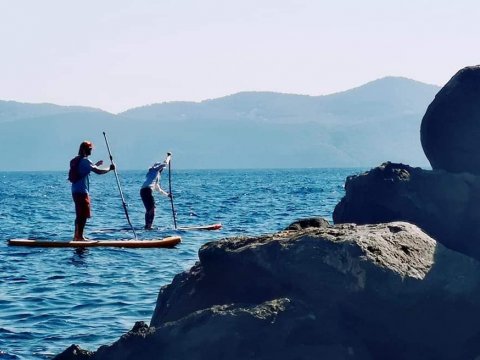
[285,217,330,230]
[421,65,480,174]
[333,162,480,261]
[55,221,480,360]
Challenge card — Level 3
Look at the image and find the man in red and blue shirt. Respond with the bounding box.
[71,141,115,241]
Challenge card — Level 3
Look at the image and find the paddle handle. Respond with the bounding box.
[168,155,177,229]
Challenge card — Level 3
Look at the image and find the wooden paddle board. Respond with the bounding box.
[7,236,181,248]
[177,223,222,231]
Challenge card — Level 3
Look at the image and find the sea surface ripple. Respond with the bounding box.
[0,168,362,359]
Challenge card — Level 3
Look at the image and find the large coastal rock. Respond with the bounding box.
[421,65,480,174]
[55,221,480,360]
[333,162,480,261]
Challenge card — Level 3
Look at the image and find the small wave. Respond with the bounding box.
[47,275,65,280]
[0,350,20,359]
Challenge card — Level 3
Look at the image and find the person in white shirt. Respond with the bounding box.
[140,152,171,229]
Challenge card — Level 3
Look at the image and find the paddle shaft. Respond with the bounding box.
[168,159,178,229]
[102,132,137,239]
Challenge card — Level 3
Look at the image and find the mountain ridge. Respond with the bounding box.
[0,76,440,171]
[0,76,439,121]
[119,76,439,120]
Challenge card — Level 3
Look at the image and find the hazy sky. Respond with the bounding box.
[1,0,478,113]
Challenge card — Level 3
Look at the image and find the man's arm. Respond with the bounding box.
[92,161,115,175]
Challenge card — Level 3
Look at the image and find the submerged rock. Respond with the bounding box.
[56,221,480,359]
[421,65,480,174]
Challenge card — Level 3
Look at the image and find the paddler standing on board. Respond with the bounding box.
[140,152,172,230]
[69,141,115,241]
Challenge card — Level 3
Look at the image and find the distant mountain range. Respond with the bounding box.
[0,77,440,171]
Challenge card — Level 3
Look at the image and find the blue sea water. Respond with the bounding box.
[0,168,362,359]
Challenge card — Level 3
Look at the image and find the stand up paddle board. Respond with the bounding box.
[7,236,181,248]
[89,227,144,234]
[177,223,222,231]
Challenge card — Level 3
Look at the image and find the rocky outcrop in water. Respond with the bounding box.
[333,162,480,261]
[334,65,480,260]
[55,221,480,360]
[421,65,480,174]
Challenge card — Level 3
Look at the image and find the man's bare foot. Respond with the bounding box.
[73,236,89,241]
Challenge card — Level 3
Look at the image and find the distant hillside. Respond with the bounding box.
[0,77,440,171]
[120,77,438,124]
[0,100,105,123]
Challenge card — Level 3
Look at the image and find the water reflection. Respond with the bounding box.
[71,248,89,267]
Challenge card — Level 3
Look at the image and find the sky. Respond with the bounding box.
[1,0,479,113]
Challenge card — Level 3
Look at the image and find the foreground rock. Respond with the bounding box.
[333,162,480,261]
[55,221,480,360]
[421,65,480,174]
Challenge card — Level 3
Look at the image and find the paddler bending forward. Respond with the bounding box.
[140,152,172,230]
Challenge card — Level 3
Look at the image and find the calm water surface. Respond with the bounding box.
[0,168,362,359]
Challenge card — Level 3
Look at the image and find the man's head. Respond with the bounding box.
[78,141,93,156]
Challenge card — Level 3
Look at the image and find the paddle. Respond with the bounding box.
[165,154,221,232]
[102,131,138,239]
[167,154,178,229]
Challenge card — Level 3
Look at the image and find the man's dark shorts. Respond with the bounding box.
[140,187,155,211]
[72,192,91,219]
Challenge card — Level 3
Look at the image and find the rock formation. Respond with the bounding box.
[421,65,480,174]
[55,222,480,360]
[335,65,480,259]
[333,162,480,261]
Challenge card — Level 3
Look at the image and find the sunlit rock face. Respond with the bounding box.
[54,221,480,360]
[333,162,480,261]
[421,65,480,174]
